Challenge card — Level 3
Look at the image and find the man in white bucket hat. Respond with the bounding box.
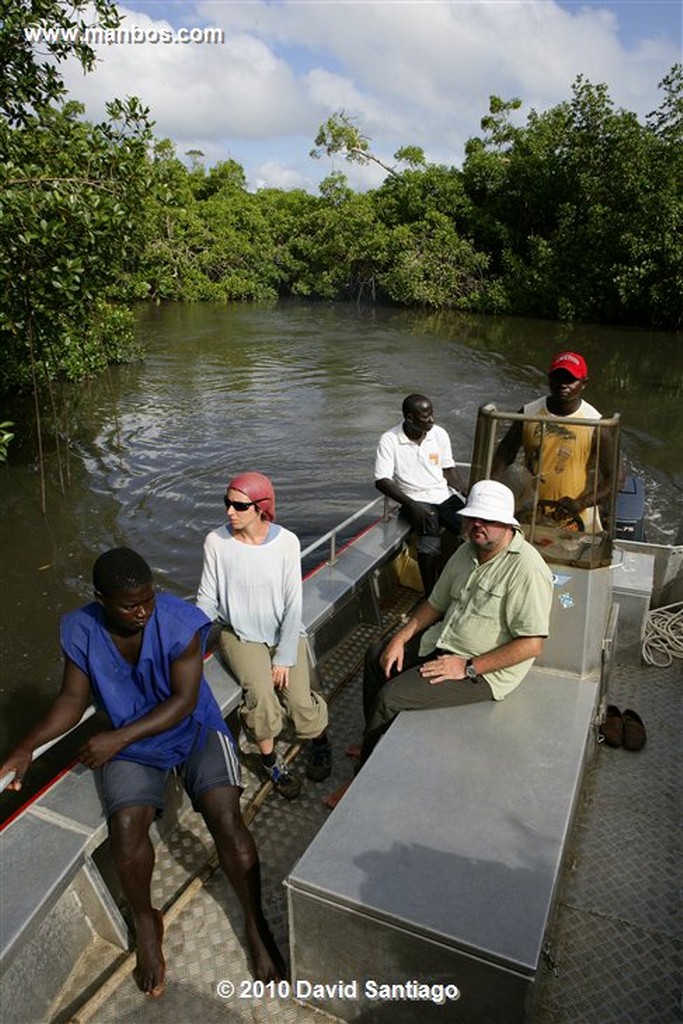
[356,479,554,767]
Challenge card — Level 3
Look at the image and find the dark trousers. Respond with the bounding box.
[401,493,465,556]
[360,633,493,765]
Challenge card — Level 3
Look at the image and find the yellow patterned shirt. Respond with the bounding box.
[521,397,602,530]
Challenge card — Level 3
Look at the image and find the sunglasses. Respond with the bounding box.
[223,496,263,512]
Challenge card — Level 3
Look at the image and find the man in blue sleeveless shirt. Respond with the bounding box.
[0,548,284,996]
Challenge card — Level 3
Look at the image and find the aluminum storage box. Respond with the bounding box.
[286,671,598,1023]
[536,563,612,677]
[611,550,654,663]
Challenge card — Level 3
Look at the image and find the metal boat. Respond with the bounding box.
[1,424,681,1023]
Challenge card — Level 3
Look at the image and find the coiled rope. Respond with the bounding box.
[642,601,683,667]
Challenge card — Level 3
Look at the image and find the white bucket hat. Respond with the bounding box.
[460,480,519,527]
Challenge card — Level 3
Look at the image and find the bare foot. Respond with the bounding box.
[322,780,351,809]
[247,918,287,982]
[133,909,166,997]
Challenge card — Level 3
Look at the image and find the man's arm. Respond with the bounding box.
[491,420,524,479]
[375,477,435,532]
[374,429,436,531]
[375,475,413,506]
[78,633,204,769]
[418,635,545,686]
[443,465,467,494]
[555,426,616,518]
[0,661,91,791]
[380,600,444,678]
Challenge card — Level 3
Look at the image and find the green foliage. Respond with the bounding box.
[380,212,491,310]
[393,146,426,168]
[310,111,376,166]
[373,164,471,229]
[462,70,682,327]
[0,0,154,421]
[130,145,308,303]
[0,0,121,125]
[285,176,388,301]
[124,71,680,326]
[0,98,153,394]
[646,64,683,143]
[310,111,425,177]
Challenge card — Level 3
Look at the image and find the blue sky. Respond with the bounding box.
[61,1,682,191]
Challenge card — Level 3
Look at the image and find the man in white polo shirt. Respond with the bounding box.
[375,393,466,593]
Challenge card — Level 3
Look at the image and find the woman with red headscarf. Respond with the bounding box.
[196,472,330,798]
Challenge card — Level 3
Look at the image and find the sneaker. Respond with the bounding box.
[306,739,333,782]
[263,758,302,799]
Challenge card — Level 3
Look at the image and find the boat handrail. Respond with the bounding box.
[298,468,466,569]
[0,706,96,796]
[300,495,391,566]
[478,406,621,428]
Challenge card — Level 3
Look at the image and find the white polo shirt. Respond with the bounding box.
[374,422,455,505]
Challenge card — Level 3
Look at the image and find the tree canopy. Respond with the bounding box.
[128,71,680,326]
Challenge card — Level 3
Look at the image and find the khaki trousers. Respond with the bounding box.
[219,627,328,743]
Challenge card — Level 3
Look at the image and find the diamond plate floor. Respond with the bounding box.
[55,606,681,1024]
[531,660,682,1024]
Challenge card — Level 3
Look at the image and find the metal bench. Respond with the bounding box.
[286,668,601,1023]
[302,511,413,665]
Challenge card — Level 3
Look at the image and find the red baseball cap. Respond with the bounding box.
[549,351,588,379]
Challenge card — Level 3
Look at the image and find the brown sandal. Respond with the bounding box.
[599,704,624,747]
[622,709,646,751]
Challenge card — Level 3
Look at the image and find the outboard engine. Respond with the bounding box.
[615,477,646,542]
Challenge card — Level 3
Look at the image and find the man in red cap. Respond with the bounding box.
[492,351,615,531]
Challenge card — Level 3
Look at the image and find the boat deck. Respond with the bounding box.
[49,588,681,1024]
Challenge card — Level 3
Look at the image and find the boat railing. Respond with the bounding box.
[301,496,391,568]
[300,460,470,570]
[0,706,96,797]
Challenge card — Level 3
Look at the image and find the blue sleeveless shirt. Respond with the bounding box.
[60,592,231,769]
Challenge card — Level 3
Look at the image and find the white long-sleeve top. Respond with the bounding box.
[196,523,303,666]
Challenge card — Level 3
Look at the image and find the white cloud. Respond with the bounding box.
[62,5,316,139]
[252,160,311,191]
[58,1,680,189]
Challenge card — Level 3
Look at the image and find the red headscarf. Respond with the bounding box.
[226,472,276,522]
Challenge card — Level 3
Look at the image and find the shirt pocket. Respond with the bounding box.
[469,579,505,620]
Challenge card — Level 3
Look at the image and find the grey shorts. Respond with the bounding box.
[100,729,241,819]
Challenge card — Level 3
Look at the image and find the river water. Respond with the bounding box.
[1,300,681,765]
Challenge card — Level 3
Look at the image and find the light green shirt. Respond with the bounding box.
[419,530,554,699]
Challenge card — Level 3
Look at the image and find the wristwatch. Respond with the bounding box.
[465,657,478,680]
